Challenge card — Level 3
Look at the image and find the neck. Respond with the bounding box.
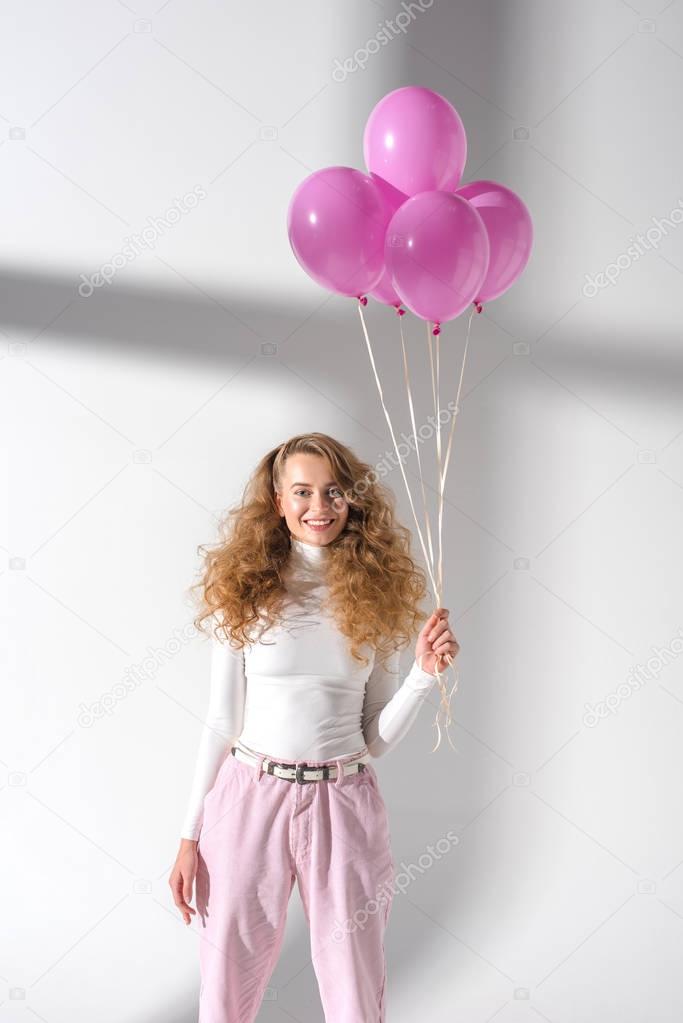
[290,534,330,565]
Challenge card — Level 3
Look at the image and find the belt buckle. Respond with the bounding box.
[295,763,308,784]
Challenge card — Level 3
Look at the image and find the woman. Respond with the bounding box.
[169,432,459,1022]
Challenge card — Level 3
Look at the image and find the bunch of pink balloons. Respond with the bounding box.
[287,86,533,332]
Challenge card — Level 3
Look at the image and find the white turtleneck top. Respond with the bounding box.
[180,535,437,840]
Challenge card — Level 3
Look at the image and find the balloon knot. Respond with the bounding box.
[432,323,441,336]
[358,295,368,306]
[474,301,483,314]
[396,306,405,316]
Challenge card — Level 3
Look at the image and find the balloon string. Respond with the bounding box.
[440,304,475,500]
[426,321,444,601]
[426,319,452,751]
[427,305,475,751]
[357,302,439,600]
[357,301,448,746]
[399,315,456,751]
[399,314,436,575]
[358,301,477,752]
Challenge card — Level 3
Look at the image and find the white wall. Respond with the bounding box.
[2,1,683,1021]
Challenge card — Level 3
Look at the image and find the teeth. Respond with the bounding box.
[306,520,332,525]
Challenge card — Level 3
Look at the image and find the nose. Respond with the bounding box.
[309,498,333,515]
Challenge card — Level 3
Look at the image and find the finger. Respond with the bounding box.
[171,874,195,917]
[434,632,459,651]
[433,638,459,656]
[172,890,189,912]
[420,612,439,637]
[180,873,196,914]
[178,897,195,924]
[428,619,450,643]
[169,874,183,907]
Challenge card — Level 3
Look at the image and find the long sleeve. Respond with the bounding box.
[361,650,437,757]
[179,632,247,840]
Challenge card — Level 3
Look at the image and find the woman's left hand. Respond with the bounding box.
[415,607,460,676]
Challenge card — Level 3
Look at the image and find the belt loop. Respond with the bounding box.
[254,753,266,782]
[334,757,345,788]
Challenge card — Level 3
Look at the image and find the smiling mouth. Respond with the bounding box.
[304,519,335,528]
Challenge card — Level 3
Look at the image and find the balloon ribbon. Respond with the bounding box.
[357,300,477,752]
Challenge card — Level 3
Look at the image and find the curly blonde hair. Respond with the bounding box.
[189,432,430,670]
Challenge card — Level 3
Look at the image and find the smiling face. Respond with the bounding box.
[275,453,349,546]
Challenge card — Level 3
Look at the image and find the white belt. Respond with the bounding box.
[231,742,370,783]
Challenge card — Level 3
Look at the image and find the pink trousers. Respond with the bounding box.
[195,749,396,1022]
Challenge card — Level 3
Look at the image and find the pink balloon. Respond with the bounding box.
[385,191,489,325]
[287,166,392,297]
[364,86,467,197]
[369,267,402,307]
[367,173,409,308]
[455,180,533,304]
